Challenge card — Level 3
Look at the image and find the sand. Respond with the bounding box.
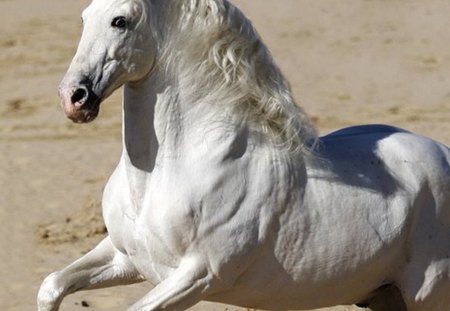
[0,0,448,310]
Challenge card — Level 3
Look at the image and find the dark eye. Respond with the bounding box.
[111,16,127,29]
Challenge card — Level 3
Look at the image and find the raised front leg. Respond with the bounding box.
[128,257,217,311]
[37,237,144,311]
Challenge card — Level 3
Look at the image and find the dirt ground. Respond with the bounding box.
[0,0,449,310]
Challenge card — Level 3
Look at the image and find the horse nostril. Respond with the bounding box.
[71,87,88,106]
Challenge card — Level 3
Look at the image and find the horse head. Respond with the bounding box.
[59,0,156,123]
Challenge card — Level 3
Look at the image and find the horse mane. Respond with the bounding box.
[153,0,318,153]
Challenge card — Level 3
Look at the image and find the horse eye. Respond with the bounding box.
[111,16,127,29]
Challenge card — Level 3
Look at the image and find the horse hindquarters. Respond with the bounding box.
[395,143,450,311]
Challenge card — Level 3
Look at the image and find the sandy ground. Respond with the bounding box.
[0,0,449,310]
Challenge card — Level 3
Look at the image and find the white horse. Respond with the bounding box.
[38,0,450,310]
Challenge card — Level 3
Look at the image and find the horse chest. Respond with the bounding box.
[103,163,209,280]
[103,141,293,285]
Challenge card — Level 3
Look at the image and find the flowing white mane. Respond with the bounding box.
[149,0,318,152]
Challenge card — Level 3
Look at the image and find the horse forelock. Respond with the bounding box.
[156,0,318,153]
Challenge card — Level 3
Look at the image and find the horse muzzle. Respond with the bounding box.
[59,84,101,123]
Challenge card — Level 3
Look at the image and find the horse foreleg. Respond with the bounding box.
[37,236,144,311]
[128,257,216,311]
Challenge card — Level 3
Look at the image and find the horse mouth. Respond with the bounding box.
[65,106,100,123]
[61,97,101,124]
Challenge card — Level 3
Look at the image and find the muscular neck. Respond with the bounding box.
[121,70,196,174]
[122,75,160,174]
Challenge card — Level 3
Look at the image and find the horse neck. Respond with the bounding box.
[121,71,230,175]
[122,71,179,166]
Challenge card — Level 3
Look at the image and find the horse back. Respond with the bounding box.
[320,124,450,223]
[323,124,407,138]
